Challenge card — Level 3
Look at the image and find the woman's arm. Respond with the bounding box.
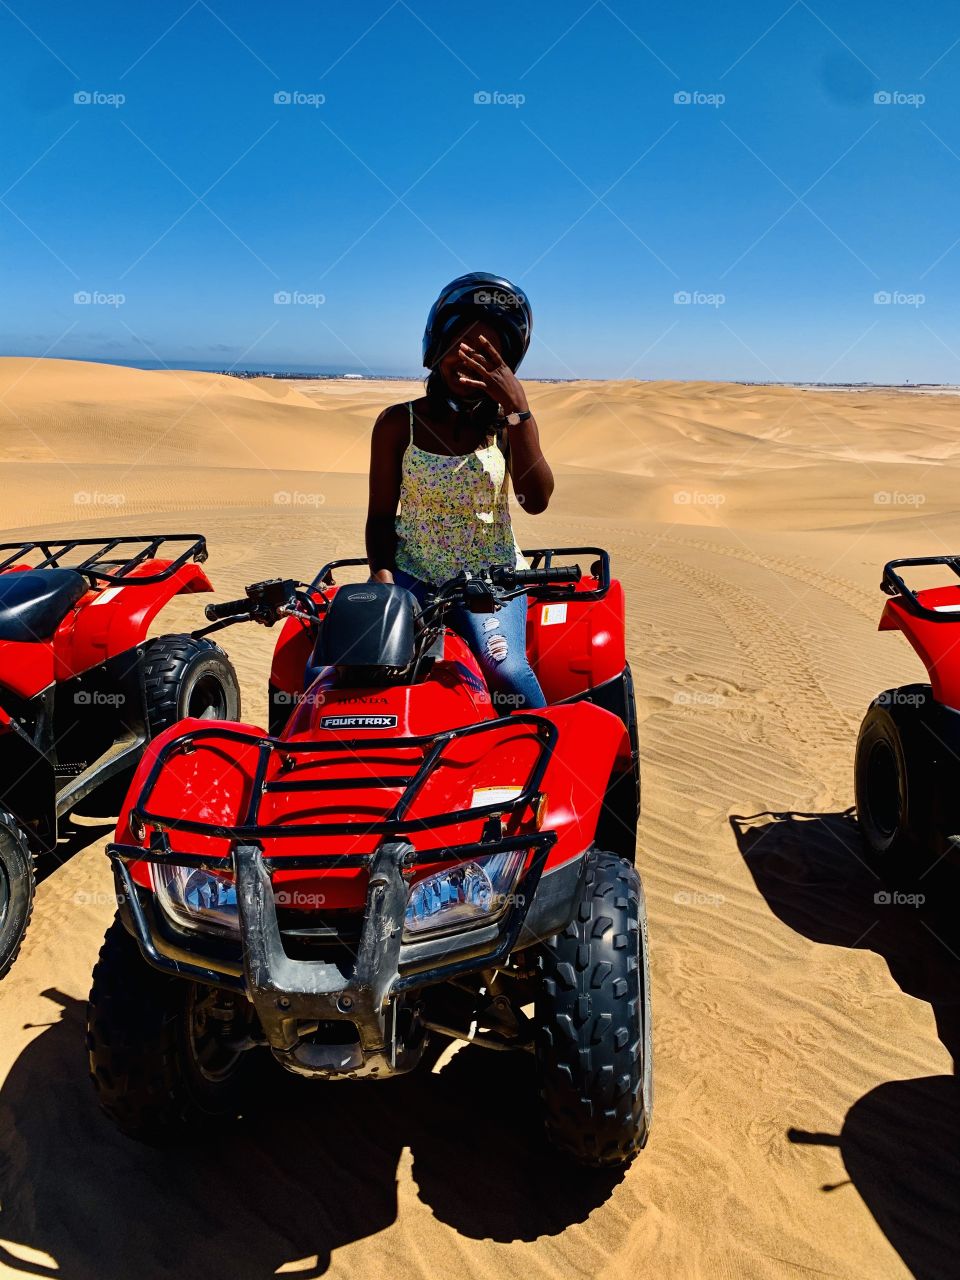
[365,405,408,583]
[457,334,554,515]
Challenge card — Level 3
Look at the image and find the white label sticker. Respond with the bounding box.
[471,786,523,808]
[541,602,567,626]
[91,586,123,606]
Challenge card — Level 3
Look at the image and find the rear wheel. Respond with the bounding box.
[143,634,240,733]
[534,849,652,1166]
[0,812,34,981]
[854,685,948,876]
[87,917,259,1141]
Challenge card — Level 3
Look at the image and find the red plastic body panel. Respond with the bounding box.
[53,560,212,679]
[119,695,630,910]
[120,572,632,911]
[0,559,212,701]
[880,585,960,711]
[525,575,626,702]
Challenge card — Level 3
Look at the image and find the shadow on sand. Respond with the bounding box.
[731,809,960,1280]
[0,988,621,1280]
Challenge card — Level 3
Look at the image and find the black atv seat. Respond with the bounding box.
[0,569,87,642]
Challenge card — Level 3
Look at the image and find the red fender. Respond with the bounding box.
[54,560,213,680]
[525,576,626,703]
[120,698,631,910]
[880,585,960,711]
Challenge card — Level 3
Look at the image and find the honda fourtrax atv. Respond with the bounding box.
[88,548,652,1166]
[0,534,240,980]
[855,556,960,874]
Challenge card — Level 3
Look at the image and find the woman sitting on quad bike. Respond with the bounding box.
[365,272,554,713]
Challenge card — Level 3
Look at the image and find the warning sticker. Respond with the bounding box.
[541,602,567,626]
[320,714,398,730]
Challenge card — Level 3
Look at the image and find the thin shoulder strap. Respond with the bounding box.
[407,401,414,443]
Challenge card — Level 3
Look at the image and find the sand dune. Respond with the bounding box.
[0,358,957,1280]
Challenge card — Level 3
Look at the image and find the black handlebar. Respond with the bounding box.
[204,597,250,622]
[503,565,582,586]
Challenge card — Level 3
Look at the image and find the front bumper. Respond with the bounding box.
[110,831,578,1078]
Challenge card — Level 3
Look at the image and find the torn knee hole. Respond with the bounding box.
[484,633,509,663]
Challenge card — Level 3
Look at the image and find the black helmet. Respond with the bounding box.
[422,272,532,372]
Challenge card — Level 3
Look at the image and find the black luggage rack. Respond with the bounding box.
[0,534,207,586]
[311,546,611,601]
[107,713,558,875]
[882,556,960,623]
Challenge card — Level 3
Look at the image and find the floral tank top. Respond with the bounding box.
[395,402,524,585]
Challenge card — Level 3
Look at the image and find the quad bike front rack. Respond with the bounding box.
[0,533,207,586]
[107,714,560,1073]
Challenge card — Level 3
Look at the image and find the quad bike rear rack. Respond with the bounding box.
[0,533,207,586]
[311,546,612,601]
[882,555,960,623]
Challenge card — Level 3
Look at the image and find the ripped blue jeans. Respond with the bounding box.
[394,569,547,712]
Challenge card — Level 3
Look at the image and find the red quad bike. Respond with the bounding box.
[87,548,652,1167]
[855,556,960,875]
[0,534,240,980]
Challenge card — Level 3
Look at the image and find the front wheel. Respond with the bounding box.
[87,917,260,1140]
[0,813,34,981]
[534,849,653,1166]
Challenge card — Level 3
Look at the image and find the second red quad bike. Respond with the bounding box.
[87,548,652,1166]
[856,556,960,874]
[0,535,240,980]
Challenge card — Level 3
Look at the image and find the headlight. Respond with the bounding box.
[153,864,239,938]
[403,849,526,940]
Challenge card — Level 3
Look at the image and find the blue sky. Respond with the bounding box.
[1,0,959,381]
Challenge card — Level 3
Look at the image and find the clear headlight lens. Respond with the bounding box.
[403,849,526,940]
[153,864,239,937]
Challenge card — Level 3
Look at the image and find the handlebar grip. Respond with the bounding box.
[511,565,582,585]
[204,597,250,621]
